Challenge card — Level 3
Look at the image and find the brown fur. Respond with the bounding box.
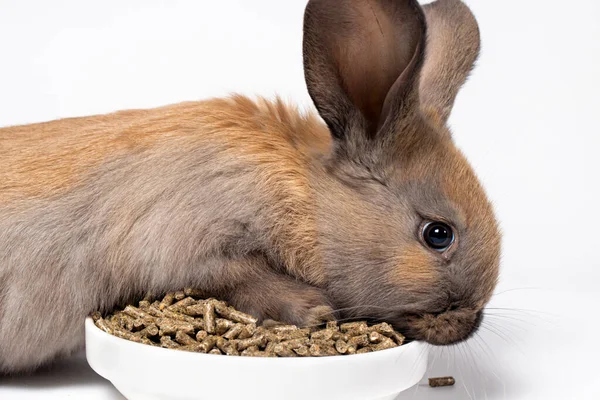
[0,97,330,206]
[0,0,499,373]
[390,243,438,287]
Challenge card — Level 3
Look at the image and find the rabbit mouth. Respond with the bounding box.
[399,308,483,345]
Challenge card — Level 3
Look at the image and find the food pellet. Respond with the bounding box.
[214,303,258,325]
[184,287,205,298]
[138,323,159,337]
[274,344,296,357]
[93,291,406,357]
[168,297,196,312]
[294,345,309,356]
[159,293,175,310]
[203,301,217,334]
[196,330,208,341]
[429,377,456,388]
[200,336,218,352]
[175,331,197,346]
[215,318,235,335]
[222,323,244,340]
[174,291,186,301]
[237,324,256,340]
[334,339,349,354]
[160,336,179,349]
[138,300,151,308]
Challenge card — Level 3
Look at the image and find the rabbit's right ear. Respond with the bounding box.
[303,0,426,150]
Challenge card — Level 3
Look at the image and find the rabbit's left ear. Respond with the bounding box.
[303,0,426,145]
[419,0,481,127]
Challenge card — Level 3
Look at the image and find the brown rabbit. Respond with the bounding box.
[0,0,500,373]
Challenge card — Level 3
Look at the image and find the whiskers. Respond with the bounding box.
[492,286,542,297]
[305,291,544,399]
[402,288,546,399]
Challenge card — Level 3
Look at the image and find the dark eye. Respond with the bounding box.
[422,222,455,251]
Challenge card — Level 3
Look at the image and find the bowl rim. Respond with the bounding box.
[85,317,423,364]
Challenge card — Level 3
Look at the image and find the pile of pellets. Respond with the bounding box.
[92,289,405,357]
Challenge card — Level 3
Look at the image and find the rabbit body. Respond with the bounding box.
[0,0,501,373]
[0,97,335,372]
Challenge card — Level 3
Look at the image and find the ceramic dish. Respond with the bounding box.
[85,317,428,400]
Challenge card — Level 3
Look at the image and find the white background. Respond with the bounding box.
[1,0,599,399]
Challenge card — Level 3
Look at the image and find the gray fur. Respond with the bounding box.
[0,139,295,372]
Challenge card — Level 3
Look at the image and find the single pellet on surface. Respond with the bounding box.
[429,377,456,388]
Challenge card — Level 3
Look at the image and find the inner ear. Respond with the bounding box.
[337,1,422,134]
[304,0,426,140]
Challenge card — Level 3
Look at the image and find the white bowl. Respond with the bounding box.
[85,317,428,400]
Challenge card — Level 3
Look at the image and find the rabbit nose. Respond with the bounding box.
[405,307,483,345]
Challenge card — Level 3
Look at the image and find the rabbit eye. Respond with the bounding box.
[422,222,455,251]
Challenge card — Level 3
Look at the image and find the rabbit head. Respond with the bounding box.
[304,0,500,345]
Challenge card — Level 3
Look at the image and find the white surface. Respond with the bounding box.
[85,318,427,400]
[0,0,599,399]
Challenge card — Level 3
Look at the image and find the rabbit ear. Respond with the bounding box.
[303,0,426,144]
[419,0,481,127]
